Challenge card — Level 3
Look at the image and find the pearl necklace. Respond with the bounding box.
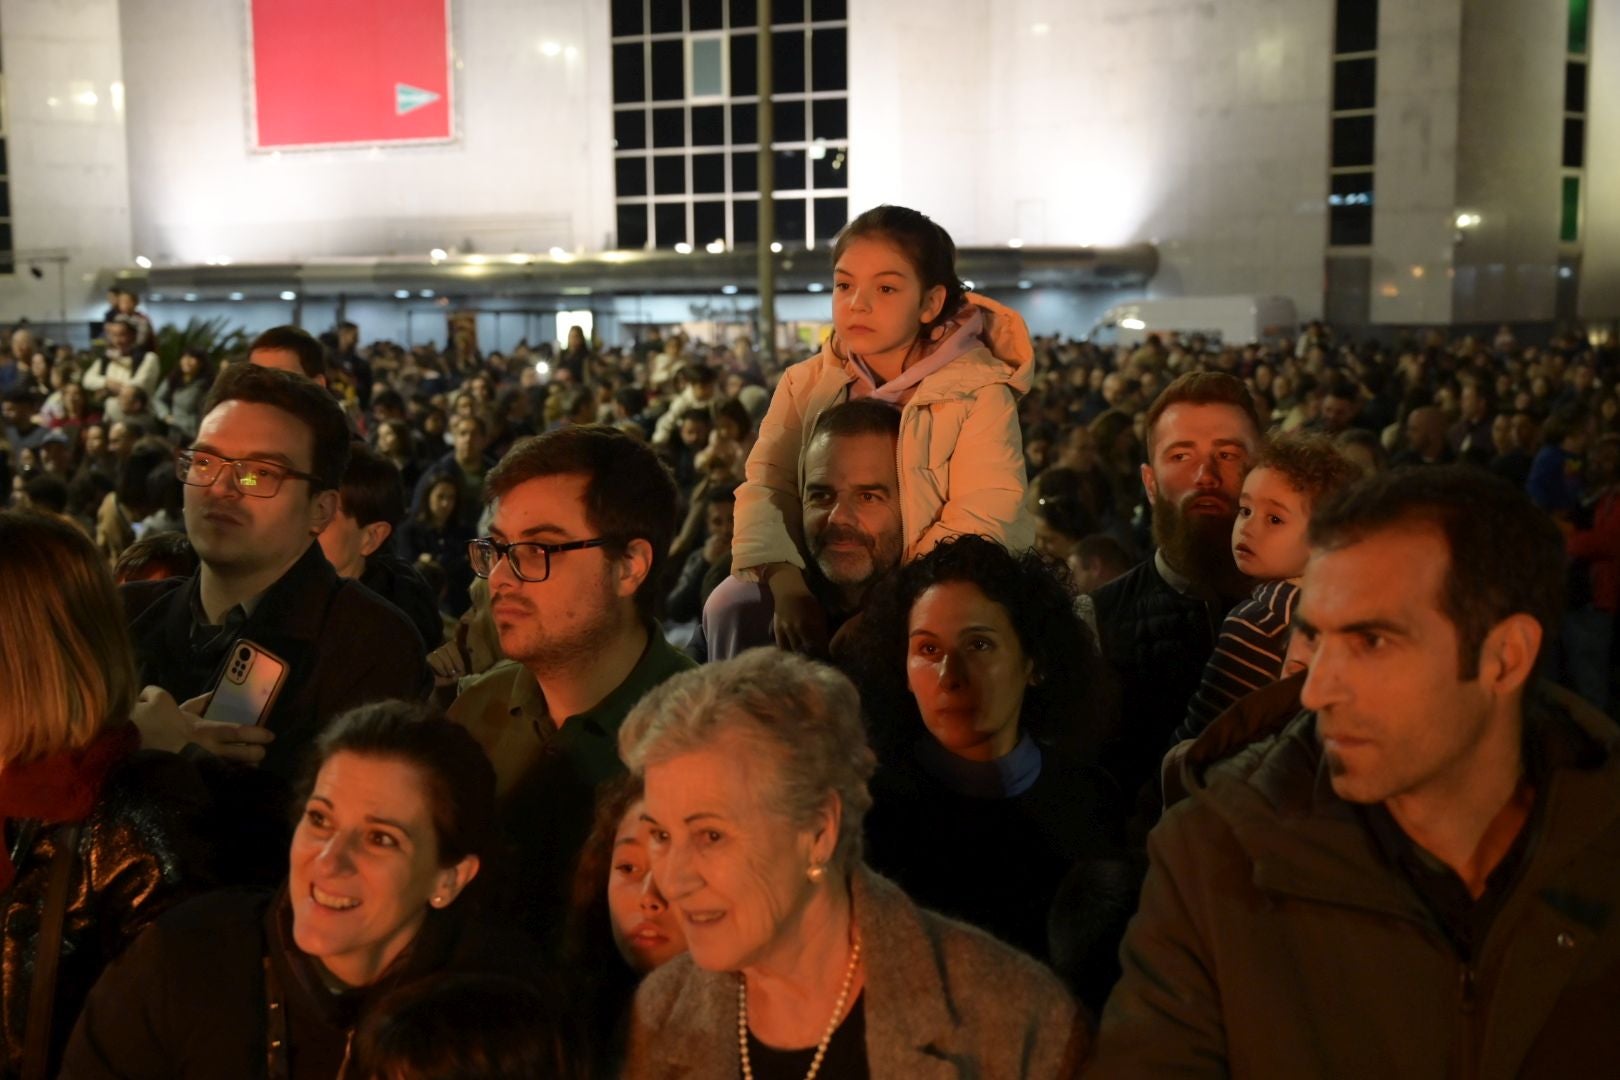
[738,934,863,1080]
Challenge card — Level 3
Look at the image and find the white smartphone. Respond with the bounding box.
[202,639,288,727]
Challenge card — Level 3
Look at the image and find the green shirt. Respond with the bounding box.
[448,626,696,801]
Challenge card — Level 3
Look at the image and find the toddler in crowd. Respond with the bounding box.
[705,203,1035,657]
[1178,431,1362,739]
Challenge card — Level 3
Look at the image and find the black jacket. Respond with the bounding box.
[1091,555,1233,806]
[121,542,431,781]
[2,748,212,1080]
[62,887,542,1080]
[360,552,445,650]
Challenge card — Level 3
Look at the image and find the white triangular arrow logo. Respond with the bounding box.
[396,83,441,116]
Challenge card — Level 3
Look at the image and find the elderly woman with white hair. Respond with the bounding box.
[619,647,1083,1078]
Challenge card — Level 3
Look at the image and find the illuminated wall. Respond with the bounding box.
[847,0,1337,319]
[117,0,617,264]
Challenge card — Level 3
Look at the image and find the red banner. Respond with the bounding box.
[249,0,453,150]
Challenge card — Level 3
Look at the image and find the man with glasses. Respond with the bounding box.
[448,424,690,940]
[122,364,429,782]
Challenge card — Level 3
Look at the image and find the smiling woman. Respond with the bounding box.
[63,702,551,1080]
[617,648,1084,1078]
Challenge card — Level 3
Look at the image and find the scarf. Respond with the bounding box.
[0,722,139,892]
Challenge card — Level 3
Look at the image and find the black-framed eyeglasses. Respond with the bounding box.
[468,536,610,583]
[174,448,319,499]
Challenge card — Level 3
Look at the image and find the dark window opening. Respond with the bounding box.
[616,203,649,249]
[612,43,646,103]
[655,203,688,248]
[1335,0,1379,54]
[615,156,648,197]
[1331,115,1375,168]
[614,109,647,151]
[1333,57,1376,111]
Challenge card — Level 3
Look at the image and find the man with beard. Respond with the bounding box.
[447,425,691,942]
[1091,372,1261,811]
[1092,468,1620,1077]
[703,399,905,659]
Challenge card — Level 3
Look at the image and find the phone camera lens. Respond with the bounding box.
[237,646,252,661]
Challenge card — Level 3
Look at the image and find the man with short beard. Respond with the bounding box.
[1092,372,1261,811]
[448,425,691,941]
[703,399,905,659]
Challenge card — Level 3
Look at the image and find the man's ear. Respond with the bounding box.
[359,520,392,559]
[1479,613,1542,697]
[616,537,654,599]
[1140,461,1159,501]
[309,489,339,535]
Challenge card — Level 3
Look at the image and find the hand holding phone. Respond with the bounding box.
[203,640,288,727]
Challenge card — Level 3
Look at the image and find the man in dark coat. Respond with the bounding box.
[1092,467,1620,1077]
[125,365,428,781]
[1091,372,1261,809]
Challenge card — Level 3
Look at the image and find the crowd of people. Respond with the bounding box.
[1,203,1618,1078]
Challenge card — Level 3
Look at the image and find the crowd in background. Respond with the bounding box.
[2,268,1619,1079]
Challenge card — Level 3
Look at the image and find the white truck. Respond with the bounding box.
[1087,295,1298,347]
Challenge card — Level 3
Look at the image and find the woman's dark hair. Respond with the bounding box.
[832,205,967,340]
[165,347,213,391]
[847,534,1112,763]
[712,396,753,439]
[414,469,463,524]
[559,775,646,1071]
[296,701,498,870]
[1030,467,1101,540]
[353,973,579,1080]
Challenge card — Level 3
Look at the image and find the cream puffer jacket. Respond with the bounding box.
[731,293,1034,574]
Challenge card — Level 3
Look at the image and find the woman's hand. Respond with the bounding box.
[768,565,828,656]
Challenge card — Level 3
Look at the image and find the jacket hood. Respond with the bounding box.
[826,291,1034,398]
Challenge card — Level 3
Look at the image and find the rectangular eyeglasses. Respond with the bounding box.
[468,536,609,583]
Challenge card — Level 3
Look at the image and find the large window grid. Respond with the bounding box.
[1326,0,1377,249]
[1561,0,1589,245]
[611,0,850,252]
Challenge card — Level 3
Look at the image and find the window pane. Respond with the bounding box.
[1329,172,1373,246]
[1329,171,1374,209]
[693,105,725,145]
[733,150,759,192]
[731,103,758,144]
[811,0,846,19]
[734,199,758,244]
[1335,0,1378,54]
[655,203,688,248]
[810,27,846,91]
[654,155,687,195]
[694,152,726,194]
[1333,57,1376,111]
[0,142,10,178]
[616,203,648,249]
[774,149,806,191]
[775,198,807,244]
[812,145,847,189]
[1561,175,1580,243]
[691,38,724,97]
[1564,117,1585,168]
[812,98,847,140]
[695,200,726,246]
[1329,205,1372,247]
[0,182,11,221]
[614,109,647,151]
[1570,0,1590,53]
[772,30,806,93]
[651,40,684,100]
[813,196,848,240]
[653,106,685,147]
[729,33,757,96]
[613,43,645,103]
[773,0,803,23]
[730,0,758,28]
[611,0,644,37]
[649,0,682,33]
[1331,115,1375,168]
[773,100,806,142]
[691,0,723,31]
[616,156,649,197]
[1566,62,1587,113]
